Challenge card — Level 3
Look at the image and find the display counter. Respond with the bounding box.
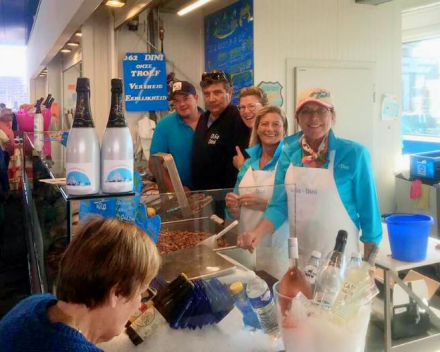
[21,132,440,351]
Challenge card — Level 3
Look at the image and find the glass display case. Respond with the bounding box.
[20,132,440,351]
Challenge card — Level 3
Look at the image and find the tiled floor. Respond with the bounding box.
[0,192,30,319]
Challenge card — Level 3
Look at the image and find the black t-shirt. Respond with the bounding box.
[192,104,250,190]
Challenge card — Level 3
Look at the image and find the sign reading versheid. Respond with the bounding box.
[122,53,169,112]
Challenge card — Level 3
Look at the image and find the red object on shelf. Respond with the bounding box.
[16,109,52,132]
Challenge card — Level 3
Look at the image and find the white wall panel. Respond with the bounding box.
[253,0,402,213]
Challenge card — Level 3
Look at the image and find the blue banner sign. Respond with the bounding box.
[122,53,169,111]
[205,0,254,105]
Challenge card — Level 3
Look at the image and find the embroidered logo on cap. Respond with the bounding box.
[173,82,182,92]
[310,89,330,99]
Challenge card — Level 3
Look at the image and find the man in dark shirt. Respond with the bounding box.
[192,70,250,191]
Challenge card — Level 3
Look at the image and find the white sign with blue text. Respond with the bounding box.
[122,53,168,112]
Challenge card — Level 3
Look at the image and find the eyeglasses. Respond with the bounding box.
[298,107,332,118]
[201,70,231,83]
[237,103,261,113]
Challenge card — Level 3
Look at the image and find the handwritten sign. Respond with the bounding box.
[122,53,168,111]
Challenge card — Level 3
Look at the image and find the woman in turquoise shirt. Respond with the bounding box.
[237,88,382,266]
[226,106,289,250]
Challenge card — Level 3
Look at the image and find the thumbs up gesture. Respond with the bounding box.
[233,146,245,170]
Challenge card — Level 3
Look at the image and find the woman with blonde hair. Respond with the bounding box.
[226,106,289,251]
[233,86,269,170]
[0,217,161,351]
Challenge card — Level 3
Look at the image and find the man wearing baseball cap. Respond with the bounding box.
[238,87,382,270]
[150,81,203,190]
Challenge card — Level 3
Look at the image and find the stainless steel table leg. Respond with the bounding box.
[384,269,392,351]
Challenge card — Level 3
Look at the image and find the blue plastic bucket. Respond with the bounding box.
[384,214,434,262]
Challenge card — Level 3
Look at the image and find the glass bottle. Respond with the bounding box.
[65,77,100,195]
[313,230,348,307]
[101,78,134,193]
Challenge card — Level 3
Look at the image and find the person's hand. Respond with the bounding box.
[239,193,268,211]
[237,230,260,253]
[233,146,245,170]
[225,192,240,219]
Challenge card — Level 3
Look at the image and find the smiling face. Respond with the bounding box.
[297,102,334,144]
[172,93,198,119]
[257,112,285,148]
[202,82,232,119]
[238,95,263,129]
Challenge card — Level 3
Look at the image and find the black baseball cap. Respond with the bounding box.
[170,81,196,99]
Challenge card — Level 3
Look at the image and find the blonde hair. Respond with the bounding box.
[249,106,288,147]
[56,217,161,308]
[239,86,269,106]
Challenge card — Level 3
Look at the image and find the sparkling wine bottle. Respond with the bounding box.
[101,78,133,193]
[65,77,100,195]
[313,230,348,307]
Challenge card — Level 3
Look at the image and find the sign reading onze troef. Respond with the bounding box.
[122,53,169,112]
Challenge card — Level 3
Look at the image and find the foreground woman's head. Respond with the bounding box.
[56,217,161,341]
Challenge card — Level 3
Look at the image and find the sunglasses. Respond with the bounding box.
[201,70,231,84]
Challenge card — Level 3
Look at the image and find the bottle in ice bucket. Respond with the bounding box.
[279,238,312,299]
[332,245,379,322]
[230,281,261,329]
[246,271,279,336]
[313,230,348,307]
[304,250,321,289]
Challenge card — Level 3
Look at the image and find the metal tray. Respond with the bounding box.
[158,244,236,282]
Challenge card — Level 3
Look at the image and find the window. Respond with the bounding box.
[402,38,440,154]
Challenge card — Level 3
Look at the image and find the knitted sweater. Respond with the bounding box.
[0,294,103,352]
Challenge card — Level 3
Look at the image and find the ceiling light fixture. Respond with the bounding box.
[67,42,80,47]
[104,0,126,8]
[177,0,212,16]
[75,31,82,37]
[61,48,72,53]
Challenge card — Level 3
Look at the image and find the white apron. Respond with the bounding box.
[239,166,289,251]
[285,151,359,268]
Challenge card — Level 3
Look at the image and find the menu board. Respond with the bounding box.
[122,52,169,112]
[205,0,254,104]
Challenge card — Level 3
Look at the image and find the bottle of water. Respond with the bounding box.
[246,272,279,335]
[304,250,321,289]
[101,78,133,193]
[348,252,362,270]
[230,281,261,329]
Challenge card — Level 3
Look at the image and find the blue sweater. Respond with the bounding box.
[0,294,102,352]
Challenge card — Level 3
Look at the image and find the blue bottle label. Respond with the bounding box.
[248,288,273,310]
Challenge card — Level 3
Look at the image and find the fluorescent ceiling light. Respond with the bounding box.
[61,48,72,53]
[75,32,82,37]
[178,0,212,16]
[104,0,126,8]
[67,42,79,47]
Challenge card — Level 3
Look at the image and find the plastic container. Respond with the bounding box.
[230,281,261,329]
[246,272,279,335]
[273,281,371,352]
[16,109,51,132]
[385,214,434,262]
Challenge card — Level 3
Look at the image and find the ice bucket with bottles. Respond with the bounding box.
[273,282,372,352]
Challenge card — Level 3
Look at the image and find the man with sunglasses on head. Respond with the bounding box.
[192,70,250,192]
[150,81,203,190]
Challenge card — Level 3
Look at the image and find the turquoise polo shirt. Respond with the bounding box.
[151,109,202,188]
[263,129,383,245]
